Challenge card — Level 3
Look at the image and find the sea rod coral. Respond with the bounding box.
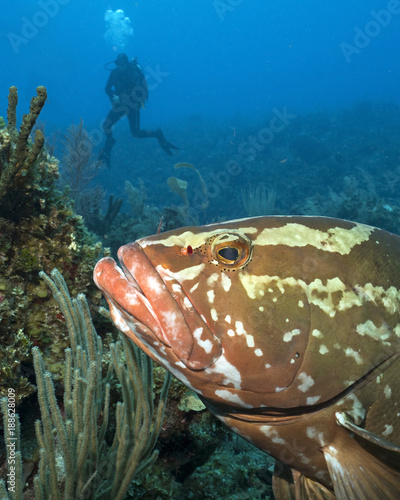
[1,269,171,499]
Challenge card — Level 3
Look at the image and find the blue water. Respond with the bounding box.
[1,0,400,222]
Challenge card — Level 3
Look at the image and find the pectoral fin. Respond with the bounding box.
[336,411,400,468]
[272,462,335,500]
[322,413,400,499]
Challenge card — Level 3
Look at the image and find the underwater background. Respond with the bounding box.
[2,0,400,219]
[1,1,400,498]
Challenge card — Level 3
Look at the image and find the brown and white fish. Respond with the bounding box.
[94,216,400,499]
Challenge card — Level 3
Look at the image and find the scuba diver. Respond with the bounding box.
[99,53,178,167]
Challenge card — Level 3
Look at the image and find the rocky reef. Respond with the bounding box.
[0,87,105,401]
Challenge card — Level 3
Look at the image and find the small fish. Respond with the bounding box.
[94,216,400,499]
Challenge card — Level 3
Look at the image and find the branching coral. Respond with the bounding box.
[0,86,46,204]
[32,270,170,499]
[60,119,103,210]
[241,185,277,217]
[1,269,171,499]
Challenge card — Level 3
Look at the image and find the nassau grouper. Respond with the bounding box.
[94,216,400,499]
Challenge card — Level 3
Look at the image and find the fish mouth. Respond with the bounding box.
[94,242,222,370]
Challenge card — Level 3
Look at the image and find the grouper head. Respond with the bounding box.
[94,216,400,413]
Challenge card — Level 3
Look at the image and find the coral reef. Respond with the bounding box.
[241,186,277,217]
[8,90,400,498]
[0,87,105,401]
[0,270,171,499]
[0,86,46,216]
[60,119,103,211]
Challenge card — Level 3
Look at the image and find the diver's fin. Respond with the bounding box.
[272,462,335,500]
[322,417,400,500]
[155,129,179,155]
[159,140,179,155]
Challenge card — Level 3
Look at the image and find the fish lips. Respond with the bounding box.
[94,242,222,370]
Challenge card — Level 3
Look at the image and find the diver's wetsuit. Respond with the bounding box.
[100,55,177,167]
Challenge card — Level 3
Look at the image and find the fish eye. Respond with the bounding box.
[217,247,239,262]
[211,233,252,268]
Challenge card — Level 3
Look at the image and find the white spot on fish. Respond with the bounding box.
[259,306,264,312]
[189,282,199,293]
[362,283,400,315]
[319,345,329,355]
[193,327,213,353]
[265,363,271,369]
[382,424,393,437]
[306,426,326,445]
[307,396,321,405]
[225,315,231,324]
[283,329,301,342]
[207,290,215,304]
[345,347,363,365]
[254,222,373,255]
[221,273,232,292]
[210,308,218,321]
[254,348,263,357]
[307,427,317,439]
[312,329,323,338]
[260,425,286,444]
[215,390,253,408]
[236,321,246,335]
[206,353,242,389]
[246,335,255,348]
[235,321,256,348]
[384,385,392,399]
[297,372,314,392]
[227,329,235,337]
[159,263,205,282]
[298,300,304,308]
[356,320,391,345]
[275,387,286,392]
[207,273,219,286]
